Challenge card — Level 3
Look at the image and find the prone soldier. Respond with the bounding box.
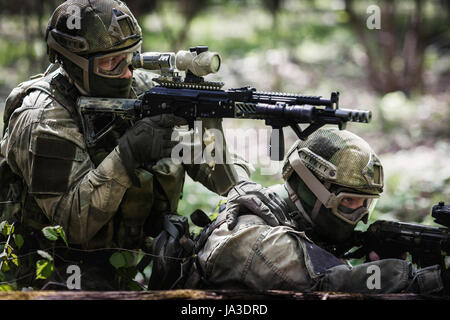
[190,128,449,294]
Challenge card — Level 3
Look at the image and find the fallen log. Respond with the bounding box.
[0,289,447,300]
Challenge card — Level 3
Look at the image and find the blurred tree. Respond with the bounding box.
[262,0,285,28]
[344,0,450,95]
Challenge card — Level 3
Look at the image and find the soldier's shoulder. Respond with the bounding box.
[4,77,80,140]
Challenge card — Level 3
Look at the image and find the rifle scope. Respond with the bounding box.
[131,52,175,71]
[176,46,221,77]
[132,46,221,78]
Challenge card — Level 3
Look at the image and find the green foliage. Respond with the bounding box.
[0,222,19,277]
[35,260,54,280]
[0,221,14,237]
[35,250,54,280]
[42,225,68,247]
[13,234,24,249]
[109,251,145,290]
[0,284,14,291]
[109,251,134,269]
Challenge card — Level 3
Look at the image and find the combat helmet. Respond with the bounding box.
[45,0,142,96]
[282,128,384,239]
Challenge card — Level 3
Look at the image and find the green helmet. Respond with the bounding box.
[282,128,384,242]
[45,0,142,97]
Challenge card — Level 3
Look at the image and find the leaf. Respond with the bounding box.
[37,250,53,262]
[6,244,12,256]
[41,226,59,241]
[10,253,18,267]
[1,261,9,272]
[57,228,69,247]
[0,221,13,236]
[0,284,14,292]
[35,259,54,280]
[0,221,6,236]
[109,252,126,269]
[13,234,24,249]
[42,226,69,247]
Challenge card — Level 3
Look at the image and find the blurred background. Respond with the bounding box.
[0,0,449,227]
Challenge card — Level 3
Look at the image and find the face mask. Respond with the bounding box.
[313,205,356,243]
[89,72,133,98]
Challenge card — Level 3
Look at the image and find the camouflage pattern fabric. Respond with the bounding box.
[282,128,384,195]
[0,68,251,250]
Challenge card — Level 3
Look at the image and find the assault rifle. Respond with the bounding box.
[78,46,372,160]
[334,202,450,268]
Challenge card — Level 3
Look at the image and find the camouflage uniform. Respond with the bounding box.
[195,129,444,294]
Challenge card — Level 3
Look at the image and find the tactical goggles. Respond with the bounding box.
[330,191,379,225]
[287,150,380,226]
[91,42,140,78]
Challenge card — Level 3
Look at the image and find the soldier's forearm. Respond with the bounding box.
[318,259,444,294]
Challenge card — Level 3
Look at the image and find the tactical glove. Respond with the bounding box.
[119,115,184,185]
[226,181,291,230]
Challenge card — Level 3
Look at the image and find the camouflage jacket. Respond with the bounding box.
[196,184,444,294]
[0,68,251,249]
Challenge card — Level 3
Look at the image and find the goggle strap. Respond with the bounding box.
[288,151,332,206]
[311,198,322,221]
[47,31,90,93]
[285,181,314,227]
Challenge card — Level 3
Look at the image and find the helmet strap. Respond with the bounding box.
[285,181,315,227]
[288,150,333,207]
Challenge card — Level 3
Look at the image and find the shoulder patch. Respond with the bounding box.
[30,136,77,194]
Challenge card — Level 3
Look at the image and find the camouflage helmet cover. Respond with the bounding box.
[46,0,142,59]
[282,128,384,195]
[45,0,142,95]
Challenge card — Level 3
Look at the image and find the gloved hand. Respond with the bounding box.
[225,181,290,230]
[119,115,184,185]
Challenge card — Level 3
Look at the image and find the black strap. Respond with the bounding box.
[194,212,227,254]
[49,73,83,129]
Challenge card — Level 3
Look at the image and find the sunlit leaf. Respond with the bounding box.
[35,259,54,280]
[37,250,53,262]
[0,284,13,291]
[1,261,9,272]
[41,226,59,241]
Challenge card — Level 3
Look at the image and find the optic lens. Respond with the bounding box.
[210,54,221,73]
